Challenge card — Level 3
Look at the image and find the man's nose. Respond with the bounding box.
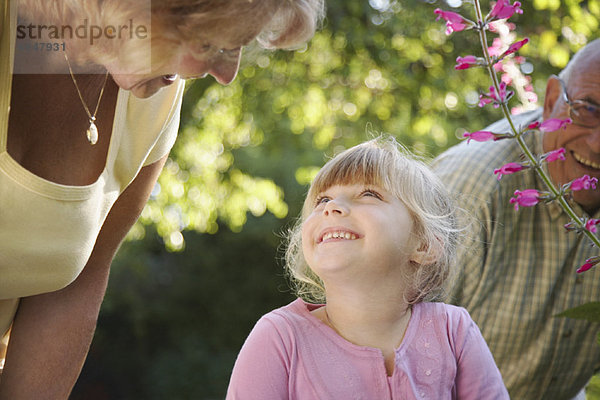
[585,126,600,153]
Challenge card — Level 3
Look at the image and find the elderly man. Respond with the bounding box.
[433,38,600,400]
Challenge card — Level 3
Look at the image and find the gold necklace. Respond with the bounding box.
[64,53,109,145]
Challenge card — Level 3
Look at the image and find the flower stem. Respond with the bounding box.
[471,0,600,250]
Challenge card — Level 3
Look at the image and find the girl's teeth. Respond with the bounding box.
[321,231,357,241]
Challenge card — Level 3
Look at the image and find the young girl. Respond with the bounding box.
[226,137,508,399]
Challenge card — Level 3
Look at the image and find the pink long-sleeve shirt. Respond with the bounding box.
[227,298,508,400]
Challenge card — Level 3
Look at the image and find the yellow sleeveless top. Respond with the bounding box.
[0,0,185,342]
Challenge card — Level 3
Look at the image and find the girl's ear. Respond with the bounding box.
[410,239,442,266]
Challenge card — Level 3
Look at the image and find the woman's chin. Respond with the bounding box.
[128,82,161,98]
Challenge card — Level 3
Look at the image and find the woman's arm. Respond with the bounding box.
[0,155,168,399]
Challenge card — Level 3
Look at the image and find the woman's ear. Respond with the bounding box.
[410,239,442,266]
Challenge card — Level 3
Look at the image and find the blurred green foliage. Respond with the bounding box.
[71,0,599,398]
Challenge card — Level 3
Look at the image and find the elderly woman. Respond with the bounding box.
[0,0,323,397]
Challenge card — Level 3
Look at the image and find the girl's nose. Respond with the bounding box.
[323,198,349,216]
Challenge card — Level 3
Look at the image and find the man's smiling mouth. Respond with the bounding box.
[573,152,600,170]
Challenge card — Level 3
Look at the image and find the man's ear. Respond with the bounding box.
[543,76,562,120]
[410,239,442,266]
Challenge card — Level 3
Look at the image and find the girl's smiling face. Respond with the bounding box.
[301,183,421,284]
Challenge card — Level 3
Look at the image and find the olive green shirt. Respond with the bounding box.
[433,109,600,400]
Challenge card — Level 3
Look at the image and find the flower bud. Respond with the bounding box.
[434,9,471,35]
[509,189,540,210]
[577,256,600,273]
[488,0,523,21]
[494,162,527,180]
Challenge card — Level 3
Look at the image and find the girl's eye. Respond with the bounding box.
[361,189,382,199]
[315,195,330,206]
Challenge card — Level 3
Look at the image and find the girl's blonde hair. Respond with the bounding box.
[285,136,461,305]
[17,0,325,72]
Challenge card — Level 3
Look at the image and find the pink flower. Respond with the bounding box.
[434,9,470,35]
[494,162,526,180]
[571,175,599,191]
[509,189,540,210]
[501,38,529,57]
[527,121,540,130]
[539,118,572,132]
[479,82,513,108]
[478,96,494,107]
[455,55,478,70]
[585,219,600,233]
[577,256,600,274]
[488,38,504,57]
[462,130,510,143]
[544,148,566,163]
[488,0,523,21]
[495,82,510,101]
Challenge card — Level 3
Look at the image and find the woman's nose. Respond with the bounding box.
[209,48,242,85]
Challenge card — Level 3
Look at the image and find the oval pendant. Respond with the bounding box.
[87,122,98,145]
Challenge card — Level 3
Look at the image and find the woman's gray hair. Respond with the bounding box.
[17,0,325,70]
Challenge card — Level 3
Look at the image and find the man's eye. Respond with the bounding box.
[585,104,599,114]
[574,102,599,116]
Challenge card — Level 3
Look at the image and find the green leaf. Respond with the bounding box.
[556,302,600,322]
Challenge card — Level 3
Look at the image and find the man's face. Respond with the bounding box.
[542,52,600,214]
